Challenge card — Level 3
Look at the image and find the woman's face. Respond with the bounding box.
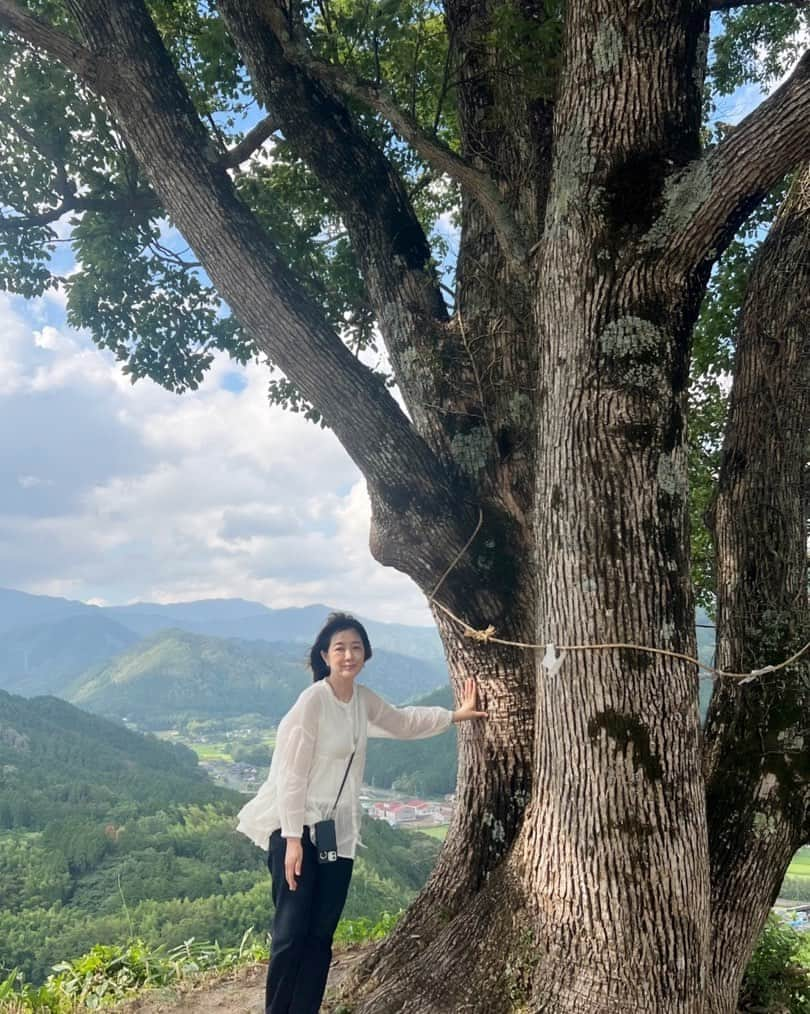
[321,627,366,680]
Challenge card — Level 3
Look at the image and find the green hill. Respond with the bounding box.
[0,688,231,830]
[0,691,441,985]
[67,629,309,727]
[66,629,447,728]
[0,613,140,696]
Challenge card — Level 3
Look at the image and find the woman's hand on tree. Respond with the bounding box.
[452,678,488,723]
[284,837,303,891]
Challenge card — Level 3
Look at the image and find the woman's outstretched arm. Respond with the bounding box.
[365,678,486,739]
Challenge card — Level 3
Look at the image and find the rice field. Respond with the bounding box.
[192,742,234,761]
[788,848,810,879]
[411,825,448,841]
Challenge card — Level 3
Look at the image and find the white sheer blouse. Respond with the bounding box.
[236,680,452,859]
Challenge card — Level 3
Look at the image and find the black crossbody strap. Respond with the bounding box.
[328,751,355,817]
[327,690,360,817]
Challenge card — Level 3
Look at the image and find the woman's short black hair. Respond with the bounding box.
[309,612,372,681]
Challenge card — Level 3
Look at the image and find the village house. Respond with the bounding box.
[369,801,417,826]
[368,798,450,827]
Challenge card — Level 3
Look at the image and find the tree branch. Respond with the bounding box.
[49,0,465,571]
[0,193,160,233]
[0,0,101,85]
[220,113,280,169]
[264,11,529,271]
[702,165,810,1002]
[217,0,469,460]
[643,48,810,273]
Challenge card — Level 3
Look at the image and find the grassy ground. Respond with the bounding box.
[409,825,447,840]
[787,848,810,878]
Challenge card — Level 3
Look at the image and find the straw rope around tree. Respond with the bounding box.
[428,510,810,683]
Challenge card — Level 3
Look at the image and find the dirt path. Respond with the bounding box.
[113,946,369,1014]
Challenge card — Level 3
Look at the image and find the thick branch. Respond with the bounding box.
[258,5,529,271]
[0,193,159,232]
[48,0,472,586]
[644,48,810,272]
[220,113,280,169]
[217,0,464,460]
[702,167,810,1008]
[0,0,101,84]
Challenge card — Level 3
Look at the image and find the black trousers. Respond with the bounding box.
[265,828,354,1014]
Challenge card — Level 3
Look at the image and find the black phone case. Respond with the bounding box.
[313,819,338,863]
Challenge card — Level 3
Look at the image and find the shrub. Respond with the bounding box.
[740,914,810,1014]
[333,910,401,946]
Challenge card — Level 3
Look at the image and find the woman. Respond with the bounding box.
[237,611,486,1014]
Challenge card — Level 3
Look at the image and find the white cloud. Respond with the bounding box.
[17,475,54,489]
[0,291,433,627]
[33,326,64,351]
[0,293,34,395]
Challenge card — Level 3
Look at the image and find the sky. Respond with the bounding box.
[0,22,802,628]
[0,280,443,625]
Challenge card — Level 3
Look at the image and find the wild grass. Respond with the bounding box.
[0,914,399,1011]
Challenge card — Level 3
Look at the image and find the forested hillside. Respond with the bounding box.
[0,690,226,829]
[0,691,440,985]
[65,629,447,728]
[66,630,312,727]
[0,614,140,697]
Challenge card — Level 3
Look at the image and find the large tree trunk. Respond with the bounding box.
[521,165,708,1014]
[484,4,710,1010]
[702,167,810,1014]
[520,286,708,1011]
[348,4,715,1010]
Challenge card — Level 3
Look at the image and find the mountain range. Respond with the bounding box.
[0,588,448,725]
[0,587,443,656]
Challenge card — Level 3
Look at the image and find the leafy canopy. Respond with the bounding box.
[0,0,457,399]
[0,1,808,599]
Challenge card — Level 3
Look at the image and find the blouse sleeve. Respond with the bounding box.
[364,686,453,740]
[276,690,321,838]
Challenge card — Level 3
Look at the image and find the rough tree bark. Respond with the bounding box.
[1,0,809,1011]
[703,166,810,1013]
